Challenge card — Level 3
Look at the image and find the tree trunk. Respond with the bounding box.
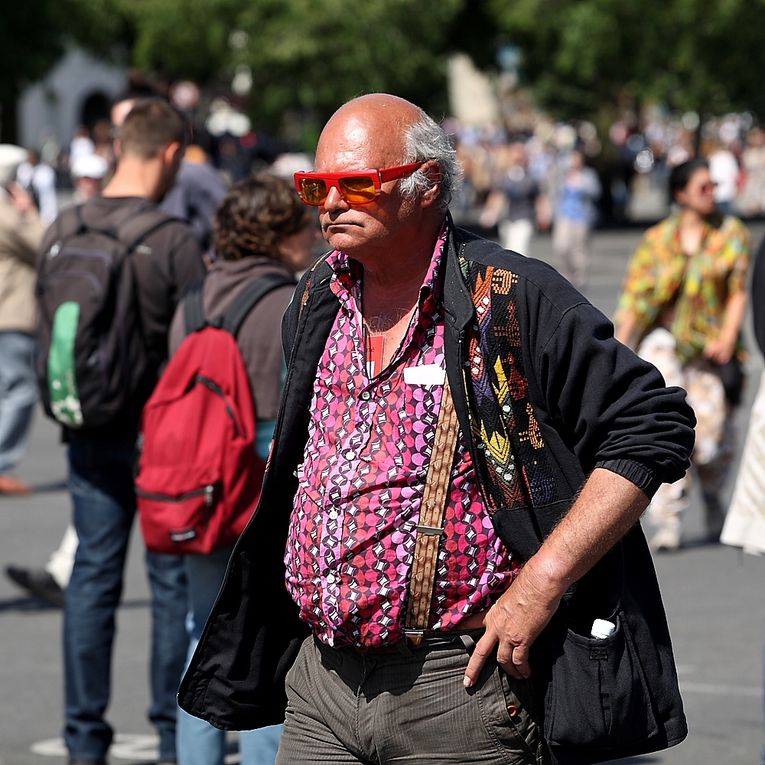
[0,86,19,145]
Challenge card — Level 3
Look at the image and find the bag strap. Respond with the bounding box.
[57,204,176,253]
[116,208,178,254]
[404,380,460,647]
[182,272,296,339]
[183,279,207,335]
[220,273,297,337]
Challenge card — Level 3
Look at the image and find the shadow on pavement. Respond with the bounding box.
[0,596,61,613]
[0,479,67,497]
[0,596,151,613]
[28,479,68,494]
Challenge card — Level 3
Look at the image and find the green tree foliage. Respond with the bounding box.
[485,0,765,122]
[71,0,465,142]
[12,0,765,147]
[233,0,463,132]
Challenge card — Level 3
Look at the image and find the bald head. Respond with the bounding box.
[316,94,421,174]
[324,94,425,142]
[316,93,459,212]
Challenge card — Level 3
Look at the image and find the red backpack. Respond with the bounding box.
[136,273,295,554]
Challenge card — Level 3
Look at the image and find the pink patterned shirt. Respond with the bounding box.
[284,228,519,647]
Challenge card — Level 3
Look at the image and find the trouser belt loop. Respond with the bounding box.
[404,629,425,648]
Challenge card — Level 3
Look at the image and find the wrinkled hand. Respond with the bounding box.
[463,565,562,687]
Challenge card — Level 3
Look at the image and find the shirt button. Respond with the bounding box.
[360,391,371,401]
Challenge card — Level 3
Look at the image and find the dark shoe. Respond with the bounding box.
[68,759,106,765]
[5,565,65,607]
[0,474,31,494]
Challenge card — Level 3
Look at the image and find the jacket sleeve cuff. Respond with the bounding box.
[594,459,663,498]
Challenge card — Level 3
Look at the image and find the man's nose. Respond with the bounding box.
[322,184,349,211]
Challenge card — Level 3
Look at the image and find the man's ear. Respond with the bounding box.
[162,141,183,167]
[420,160,443,207]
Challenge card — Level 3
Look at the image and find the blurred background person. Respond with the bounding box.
[479,140,546,255]
[0,148,44,495]
[160,143,227,256]
[16,148,58,225]
[737,127,765,217]
[4,91,226,611]
[720,233,765,765]
[70,153,109,203]
[615,158,750,552]
[113,93,228,257]
[721,234,765,556]
[34,98,204,765]
[551,147,601,289]
[707,138,741,216]
[5,150,108,604]
[170,173,316,765]
[69,125,95,167]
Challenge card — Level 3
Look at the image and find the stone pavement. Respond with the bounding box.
[1,224,764,764]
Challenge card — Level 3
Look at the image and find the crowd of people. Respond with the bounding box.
[0,87,763,765]
[450,110,765,239]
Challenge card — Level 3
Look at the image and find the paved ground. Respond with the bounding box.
[1,224,764,764]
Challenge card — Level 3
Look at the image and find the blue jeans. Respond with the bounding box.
[0,331,37,473]
[64,437,188,762]
[177,547,282,765]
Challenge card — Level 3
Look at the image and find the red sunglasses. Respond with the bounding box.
[294,162,424,206]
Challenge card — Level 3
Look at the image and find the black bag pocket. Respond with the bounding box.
[544,612,659,748]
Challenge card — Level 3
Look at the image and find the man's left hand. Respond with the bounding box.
[463,564,562,686]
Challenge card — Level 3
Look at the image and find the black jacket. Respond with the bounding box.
[179,224,695,763]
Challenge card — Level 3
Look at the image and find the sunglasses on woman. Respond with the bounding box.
[293,162,424,206]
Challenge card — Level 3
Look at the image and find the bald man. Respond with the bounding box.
[180,94,694,764]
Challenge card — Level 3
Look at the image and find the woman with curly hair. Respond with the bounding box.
[615,158,750,552]
[170,172,316,765]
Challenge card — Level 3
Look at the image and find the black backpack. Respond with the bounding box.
[36,203,176,429]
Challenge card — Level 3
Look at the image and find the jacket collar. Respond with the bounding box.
[442,214,477,334]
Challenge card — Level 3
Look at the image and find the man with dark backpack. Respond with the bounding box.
[36,98,206,765]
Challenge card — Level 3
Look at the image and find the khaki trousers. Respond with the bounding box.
[277,635,548,764]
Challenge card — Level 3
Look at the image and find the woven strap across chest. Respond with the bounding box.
[404,380,460,647]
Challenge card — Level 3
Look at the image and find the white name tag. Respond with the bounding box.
[403,364,446,387]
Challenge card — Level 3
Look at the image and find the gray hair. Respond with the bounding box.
[399,112,461,211]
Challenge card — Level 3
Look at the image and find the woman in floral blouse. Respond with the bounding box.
[615,158,750,551]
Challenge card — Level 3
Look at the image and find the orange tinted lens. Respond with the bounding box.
[299,178,328,205]
[338,176,377,203]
